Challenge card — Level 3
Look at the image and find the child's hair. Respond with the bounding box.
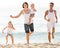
[22,2,28,8]
[9,21,12,23]
[8,21,12,25]
[8,21,14,28]
[31,4,34,6]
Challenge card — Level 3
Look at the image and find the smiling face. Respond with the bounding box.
[24,4,28,8]
[31,4,34,9]
[8,21,13,28]
[8,21,12,26]
[22,2,28,8]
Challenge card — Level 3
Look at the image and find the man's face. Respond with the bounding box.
[50,4,54,9]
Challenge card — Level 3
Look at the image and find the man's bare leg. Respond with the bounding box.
[52,27,55,39]
[48,32,51,43]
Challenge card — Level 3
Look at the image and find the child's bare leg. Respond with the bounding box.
[6,35,8,44]
[11,35,14,44]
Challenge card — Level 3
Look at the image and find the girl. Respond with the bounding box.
[2,21,15,44]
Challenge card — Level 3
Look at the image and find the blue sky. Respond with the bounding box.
[0,0,60,33]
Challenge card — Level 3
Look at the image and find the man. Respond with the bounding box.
[44,2,58,43]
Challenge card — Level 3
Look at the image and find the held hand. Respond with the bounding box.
[27,20,31,25]
[28,17,31,25]
[27,23,30,25]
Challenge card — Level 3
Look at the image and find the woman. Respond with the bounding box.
[10,2,36,44]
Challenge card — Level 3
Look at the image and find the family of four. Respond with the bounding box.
[2,2,58,44]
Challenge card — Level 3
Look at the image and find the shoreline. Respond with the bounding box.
[0,42,60,48]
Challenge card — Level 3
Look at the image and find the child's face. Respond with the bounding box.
[31,4,34,8]
[8,22,12,25]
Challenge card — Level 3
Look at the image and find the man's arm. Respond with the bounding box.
[10,10,23,18]
[44,10,48,21]
[54,10,58,23]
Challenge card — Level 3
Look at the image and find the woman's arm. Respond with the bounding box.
[10,10,23,18]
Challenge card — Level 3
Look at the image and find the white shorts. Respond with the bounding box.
[47,22,55,32]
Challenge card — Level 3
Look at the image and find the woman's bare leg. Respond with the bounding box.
[26,33,30,44]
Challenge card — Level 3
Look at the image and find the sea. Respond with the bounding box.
[0,32,60,44]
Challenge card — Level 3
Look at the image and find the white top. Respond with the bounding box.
[47,10,55,23]
[30,9,35,14]
[7,27,13,34]
[23,9,33,24]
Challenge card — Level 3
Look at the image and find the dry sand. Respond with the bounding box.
[0,43,60,48]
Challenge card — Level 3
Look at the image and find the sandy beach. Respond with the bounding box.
[0,43,60,48]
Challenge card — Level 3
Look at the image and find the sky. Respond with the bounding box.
[0,0,60,33]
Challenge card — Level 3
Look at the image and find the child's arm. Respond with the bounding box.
[12,24,15,30]
[29,15,34,25]
[33,8,37,12]
[12,27,15,30]
[2,26,7,33]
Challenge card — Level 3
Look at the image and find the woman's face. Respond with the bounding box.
[24,4,28,8]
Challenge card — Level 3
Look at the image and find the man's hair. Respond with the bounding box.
[22,2,28,8]
[50,2,54,5]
